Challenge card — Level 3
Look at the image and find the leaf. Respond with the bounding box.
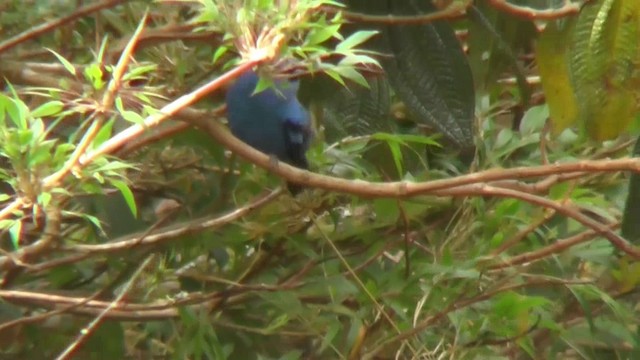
[346,0,476,149]
[123,63,158,81]
[306,23,342,46]
[519,105,549,135]
[9,220,22,249]
[569,0,640,140]
[309,73,393,142]
[336,30,378,52]
[212,45,228,65]
[84,63,106,90]
[1,93,29,129]
[111,179,137,218]
[46,48,76,75]
[115,97,144,124]
[31,100,64,118]
[622,135,640,243]
[536,18,579,134]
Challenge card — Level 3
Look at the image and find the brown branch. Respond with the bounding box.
[193,116,640,199]
[491,209,555,255]
[1,205,61,286]
[486,0,585,20]
[488,223,620,270]
[55,255,154,360]
[322,0,472,25]
[46,15,149,187]
[364,278,592,357]
[67,188,282,254]
[0,58,266,223]
[434,184,638,258]
[0,0,130,55]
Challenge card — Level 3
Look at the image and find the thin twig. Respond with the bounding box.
[67,188,282,253]
[0,0,129,55]
[54,254,154,360]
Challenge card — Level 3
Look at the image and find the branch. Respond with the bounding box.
[193,116,640,198]
[67,188,282,254]
[0,59,266,223]
[488,223,620,270]
[0,0,130,55]
[486,0,585,20]
[322,0,472,25]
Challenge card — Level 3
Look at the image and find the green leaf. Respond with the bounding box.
[46,48,76,75]
[84,63,106,90]
[305,73,393,143]
[347,0,476,149]
[93,119,115,148]
[115,97,144,124]
[212,46,228,65]
[9,220,22,249]
[37,192,51,208]
[336,30,378,52]
[123,64,158,81]
[3,95,29,129]
[519,105,549,134]
[31,101,64,118]
[569,0,640,140]
[306,23,342,46]
[111,179,137,218]
[328,65,368,88]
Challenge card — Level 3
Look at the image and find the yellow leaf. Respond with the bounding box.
[537,20,578,135]
[587,87,636,140]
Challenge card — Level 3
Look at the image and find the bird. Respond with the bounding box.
[225,70,312,194]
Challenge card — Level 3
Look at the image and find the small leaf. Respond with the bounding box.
[519,105,549,134]
[115,97,144,124]
[111,179,137,218]
[330,66,368,87]
[46,48,76,75]
[387,140,404,178]
[9,220,22,249]
[307,23,342,45]
[84,63,106,90]
[93,119,115,148]
[123,64,158,81]
[38,192,52,208]
[212,46,228,65]
[336,30,378,52]
[31,101,64,118]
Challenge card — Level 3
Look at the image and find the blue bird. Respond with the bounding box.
[225,70,312,194]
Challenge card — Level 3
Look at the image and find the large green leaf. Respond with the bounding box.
[569,0,640,140]
[319,74,393,142]
[344,0,476,149]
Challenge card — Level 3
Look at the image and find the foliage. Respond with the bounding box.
[0,0,639,359]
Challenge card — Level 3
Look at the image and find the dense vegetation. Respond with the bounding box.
[1,0,639,359]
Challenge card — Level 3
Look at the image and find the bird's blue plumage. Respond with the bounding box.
[225,71,311,193]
